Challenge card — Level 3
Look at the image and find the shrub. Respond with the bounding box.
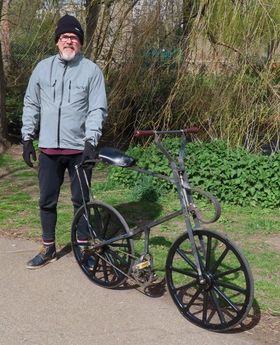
[130,175,160,202]
[108,139,280,208]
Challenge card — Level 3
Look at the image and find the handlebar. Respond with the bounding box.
[134,127,200,137]
[76,159,96,169]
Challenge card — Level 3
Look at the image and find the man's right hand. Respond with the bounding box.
[22,140,37,167]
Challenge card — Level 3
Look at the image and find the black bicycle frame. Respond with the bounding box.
[75,131,205,282]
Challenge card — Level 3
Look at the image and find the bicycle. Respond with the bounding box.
[71,128,254,332]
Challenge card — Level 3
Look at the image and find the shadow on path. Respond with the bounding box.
[57,242,72,260]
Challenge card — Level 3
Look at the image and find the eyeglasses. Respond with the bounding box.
[59,35,79,43]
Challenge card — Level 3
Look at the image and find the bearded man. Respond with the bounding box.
[21,14,107,269]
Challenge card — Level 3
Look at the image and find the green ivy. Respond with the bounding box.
[108,139,280,208]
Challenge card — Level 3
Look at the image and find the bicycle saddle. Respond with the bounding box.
[98,147,136,167]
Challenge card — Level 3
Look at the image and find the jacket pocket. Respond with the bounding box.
[68,82,87,104]
[40,80,57,102]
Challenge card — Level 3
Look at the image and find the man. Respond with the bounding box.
[21,14,108,269]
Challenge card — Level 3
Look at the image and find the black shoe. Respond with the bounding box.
[26,244,57,269]
[79,245,96,271]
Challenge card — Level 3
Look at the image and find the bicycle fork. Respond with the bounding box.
[154,134,205,284]
[174,170,206,284]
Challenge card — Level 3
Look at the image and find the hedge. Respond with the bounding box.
[108,139,280,208]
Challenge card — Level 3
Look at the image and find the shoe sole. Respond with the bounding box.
[26,257,57,270]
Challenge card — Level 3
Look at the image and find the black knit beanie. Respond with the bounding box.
[54,14,84,45]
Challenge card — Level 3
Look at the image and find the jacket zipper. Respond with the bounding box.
[68,80,71,103]
[57,63,68,148]
[52,80,57,102]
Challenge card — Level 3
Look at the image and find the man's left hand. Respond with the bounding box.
[81,141,98,162]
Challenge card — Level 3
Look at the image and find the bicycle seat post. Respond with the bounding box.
[75,164,94,222]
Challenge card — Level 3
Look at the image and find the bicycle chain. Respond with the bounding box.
[90,243,156,288]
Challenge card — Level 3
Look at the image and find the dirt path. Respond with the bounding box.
[0,236,278,345]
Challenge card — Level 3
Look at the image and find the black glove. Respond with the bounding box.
[22,140,37,167]
[81,141,98,162]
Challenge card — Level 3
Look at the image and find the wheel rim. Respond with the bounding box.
[166,230,254,331]
[72,202,134,288]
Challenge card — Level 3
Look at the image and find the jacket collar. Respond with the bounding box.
[56,52,83,66]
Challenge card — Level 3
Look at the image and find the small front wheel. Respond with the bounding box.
[165,229,254,332]
[71,201,134,288]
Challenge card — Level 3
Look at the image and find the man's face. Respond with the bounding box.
[57,32,81,61]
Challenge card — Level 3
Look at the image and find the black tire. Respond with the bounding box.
[71,201,134,288]
[166,229,254,332]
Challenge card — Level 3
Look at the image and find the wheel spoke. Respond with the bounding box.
[213,286,240,313]
[171,266,198,278]
[104,252,122,278]
[198,235,207,259]
[214,266,242,278]
[202,291,209,323]
[174,280,196,293]
[107,247,127,266]
[90,256,99,274]
[93,207,112,239]
[209,290,226,324]
[101,258,109,282]
[91,206,102,227]
[176,248,197,271]
[184,288,202,311]
[210,247,229,274]
[216,280,247,294]
[82,213,96,238]
[97,251,127,278]
[101,214,111,238]
[205,235,212,270]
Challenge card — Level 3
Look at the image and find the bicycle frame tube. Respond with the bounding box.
[75,165,89,210]
[75,164,97,238]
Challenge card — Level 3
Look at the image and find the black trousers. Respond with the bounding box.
[38,152,92,242]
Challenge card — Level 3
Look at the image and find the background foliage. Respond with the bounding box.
[1,0,280,151]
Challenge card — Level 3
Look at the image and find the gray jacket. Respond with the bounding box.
[21,53,107,150]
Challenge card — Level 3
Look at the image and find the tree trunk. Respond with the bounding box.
[0,0,10,74]
[0,0,8,149]
[85,0,101,58]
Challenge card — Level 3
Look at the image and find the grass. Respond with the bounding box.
[0,149,280,315]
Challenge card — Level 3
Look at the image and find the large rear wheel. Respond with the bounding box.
[71,201,134,288]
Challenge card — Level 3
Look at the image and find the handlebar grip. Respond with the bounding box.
[182,127,200,134]
[134,127,201,137]
[134,129,155,137]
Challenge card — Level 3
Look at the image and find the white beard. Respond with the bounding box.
[60,50,76,61]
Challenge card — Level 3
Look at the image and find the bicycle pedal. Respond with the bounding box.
[134,260,150,270]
